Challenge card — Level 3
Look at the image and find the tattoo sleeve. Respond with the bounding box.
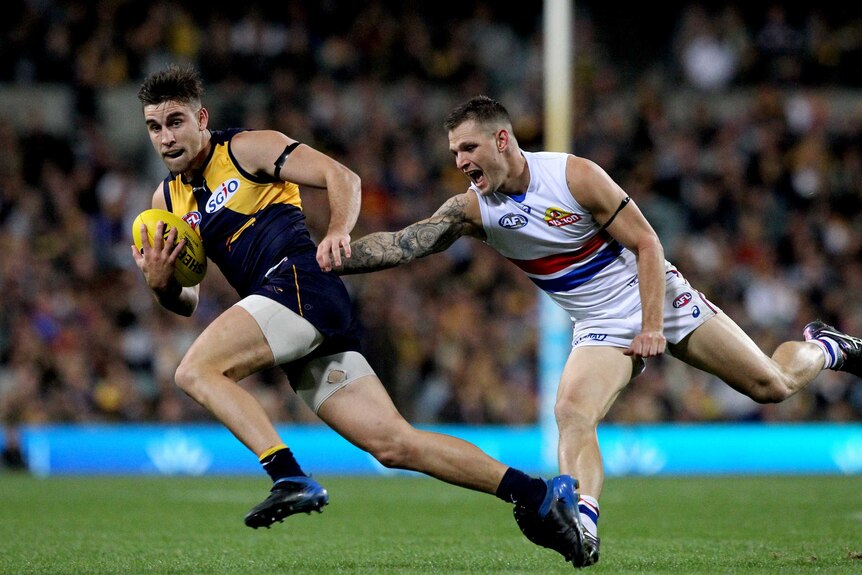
[338,195,473,274]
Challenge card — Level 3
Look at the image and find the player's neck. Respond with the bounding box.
[181,132,212,182]
[499,150,530,195]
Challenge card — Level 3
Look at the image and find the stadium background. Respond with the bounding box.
[1,1,861,474]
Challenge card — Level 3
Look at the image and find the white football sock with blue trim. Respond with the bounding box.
[578,495,599,538]
[809,337,842,370]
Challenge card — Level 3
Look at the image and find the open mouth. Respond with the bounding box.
[163,149,184,159]
[467,169,484,185]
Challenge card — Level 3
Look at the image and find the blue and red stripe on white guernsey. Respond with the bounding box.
[474,151,669,322]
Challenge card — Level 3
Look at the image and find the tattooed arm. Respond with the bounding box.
[337,192,484,275]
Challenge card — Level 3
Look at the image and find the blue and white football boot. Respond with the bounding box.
[513,474,594,568]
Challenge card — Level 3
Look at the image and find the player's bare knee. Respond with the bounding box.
[554,396,599,431]
[361,426,421,469]
[368,436,415,469]
[174,360,209,398]
[746,376,790,404]
[752,387,789,404]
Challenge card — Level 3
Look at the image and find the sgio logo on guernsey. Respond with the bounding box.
[205,179,240,213]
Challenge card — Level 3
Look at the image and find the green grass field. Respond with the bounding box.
[1,473,860,574]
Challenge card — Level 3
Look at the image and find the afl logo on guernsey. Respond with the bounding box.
[183,211,202,230]
[673,292,692,308]
[499,213,528,229]
[205,178,240,213]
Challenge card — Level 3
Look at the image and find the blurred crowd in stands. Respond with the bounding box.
[1,0,862,458]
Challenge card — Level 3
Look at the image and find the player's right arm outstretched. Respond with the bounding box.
[131,186,200,317]
[337,192,483,275]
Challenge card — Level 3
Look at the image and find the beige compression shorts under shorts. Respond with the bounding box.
[235,294,376,412]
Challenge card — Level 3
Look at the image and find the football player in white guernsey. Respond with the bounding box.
[337,95,862,568]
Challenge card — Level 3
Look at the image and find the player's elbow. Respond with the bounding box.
[635,233,664,261]
[346,168,361,190]
[334,164,361,194]
[179,290,199,317]
[156,285,198,317]
[172,287,199,317]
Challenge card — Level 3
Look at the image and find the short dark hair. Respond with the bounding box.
[137,64,204,108]
[443,95,511,131]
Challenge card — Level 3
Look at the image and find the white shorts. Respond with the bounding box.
[571,267,720,349]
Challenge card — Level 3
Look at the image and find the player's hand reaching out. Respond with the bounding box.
[625,329,666,359]
[317,230,351,272]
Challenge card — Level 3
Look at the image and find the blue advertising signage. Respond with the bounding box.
[16,423,862,476]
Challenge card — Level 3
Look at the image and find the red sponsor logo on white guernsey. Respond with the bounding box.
[544,207,581,227]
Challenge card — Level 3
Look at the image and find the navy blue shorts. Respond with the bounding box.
[249,250,363,381]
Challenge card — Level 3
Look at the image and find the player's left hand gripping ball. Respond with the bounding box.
[132,208,207,287]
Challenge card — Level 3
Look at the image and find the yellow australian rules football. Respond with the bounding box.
[132,208,207,287]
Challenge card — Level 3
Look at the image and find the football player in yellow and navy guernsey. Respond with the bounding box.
[132,65,587,566]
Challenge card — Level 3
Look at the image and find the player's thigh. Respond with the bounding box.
[557,345,638,422]
[669,313,776,393]
[182,304,275,381]
[316,374,411,450]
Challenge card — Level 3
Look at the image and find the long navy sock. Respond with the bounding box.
[495,467,548,510]
[260,445,306,483]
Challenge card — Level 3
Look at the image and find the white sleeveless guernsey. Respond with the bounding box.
[474,151,650,321]
[475,152,720,355]
[473,151,718,347]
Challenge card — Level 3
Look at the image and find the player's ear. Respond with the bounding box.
[496,129,509,152]
[198,107,209,131]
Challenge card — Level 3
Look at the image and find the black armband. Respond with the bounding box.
[599,196,631,231]
[273,142,301,178]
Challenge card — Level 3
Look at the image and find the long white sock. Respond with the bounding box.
[809,337,842,370]
[578,495,599,538]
